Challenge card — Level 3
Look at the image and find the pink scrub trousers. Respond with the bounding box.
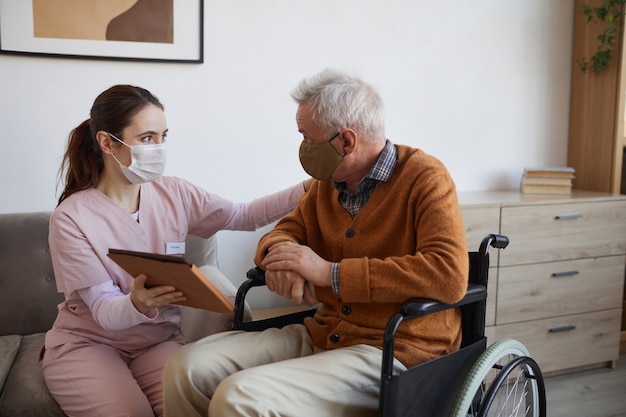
[42,338,184,417]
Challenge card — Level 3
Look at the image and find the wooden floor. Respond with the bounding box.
[544,354,626,417]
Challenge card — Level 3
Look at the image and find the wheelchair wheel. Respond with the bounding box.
[449,338,543,417]
[477,355,546,417]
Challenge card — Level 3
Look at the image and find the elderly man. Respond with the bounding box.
[163,68,468,417]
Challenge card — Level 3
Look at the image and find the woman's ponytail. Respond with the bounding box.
[56,119,103,205]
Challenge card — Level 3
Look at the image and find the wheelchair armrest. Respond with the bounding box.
[246,266,267,284]
[233,267,317,331]
[233,267,267,330]
[399,284,487,320]
[381,284,487,382]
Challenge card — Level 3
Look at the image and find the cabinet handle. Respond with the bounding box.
[551,270,580,278]
[554,214,583,220]
[548,325,576,333]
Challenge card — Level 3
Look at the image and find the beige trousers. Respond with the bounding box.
[162,324,406,417]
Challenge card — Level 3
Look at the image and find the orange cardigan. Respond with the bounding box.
[255,145,468,367]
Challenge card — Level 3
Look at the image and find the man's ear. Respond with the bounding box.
[338,128,357,154]
[95,131,114,155]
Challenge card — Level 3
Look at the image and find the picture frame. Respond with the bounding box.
[0,0,204,63]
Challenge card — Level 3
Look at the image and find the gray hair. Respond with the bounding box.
[290,69,385,143]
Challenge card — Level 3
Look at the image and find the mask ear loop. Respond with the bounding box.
[108,132,132,149]
[111,153,130,168]
[328,132,347,157]
[106,132,134,169]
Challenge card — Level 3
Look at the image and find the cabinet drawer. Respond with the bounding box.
[492,309,622,374]
[499,201,626,266]
[497,255,625,324]
[462,206,501,251]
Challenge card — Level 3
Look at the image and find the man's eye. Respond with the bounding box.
[161,134,168,143]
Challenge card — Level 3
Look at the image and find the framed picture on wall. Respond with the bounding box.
[0,0,204,63]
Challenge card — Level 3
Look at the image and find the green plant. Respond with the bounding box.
[578,0,626,73]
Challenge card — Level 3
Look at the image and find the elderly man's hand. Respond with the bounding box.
[262,241,332,288]
[262,241,332,305]
[265,269,316,305]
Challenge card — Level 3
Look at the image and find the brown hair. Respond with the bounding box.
[57,85,164,205]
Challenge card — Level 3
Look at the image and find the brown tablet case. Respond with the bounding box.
[107,249,234,314]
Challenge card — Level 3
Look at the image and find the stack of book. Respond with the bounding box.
[520,167,576,194]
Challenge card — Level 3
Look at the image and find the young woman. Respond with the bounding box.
[41,84,310,417]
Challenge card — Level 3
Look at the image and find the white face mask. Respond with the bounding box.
[108,133,167,184]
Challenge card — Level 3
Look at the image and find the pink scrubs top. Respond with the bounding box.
[45,176,303,353]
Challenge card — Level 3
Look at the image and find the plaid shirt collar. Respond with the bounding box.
[333,140,397,218]
[333,139,397,191]
[366,139,397,183]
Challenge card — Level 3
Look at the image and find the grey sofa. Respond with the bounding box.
[0,212,248,416]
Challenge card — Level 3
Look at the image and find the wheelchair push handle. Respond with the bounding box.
[482,233,509,251]
[490,234,509,249]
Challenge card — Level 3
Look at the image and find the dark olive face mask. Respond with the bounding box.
[298,133,345,180]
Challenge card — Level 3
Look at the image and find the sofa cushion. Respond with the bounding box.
[0,333,65,417]
[0,335,21,393]
[0,212,64,336]
[185,233,218,267]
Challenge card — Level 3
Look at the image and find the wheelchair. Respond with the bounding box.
[233,234,547,417]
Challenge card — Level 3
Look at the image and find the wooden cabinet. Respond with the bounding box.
[568,0,626,359]
[459,190,626,375]
[568,0,625,195]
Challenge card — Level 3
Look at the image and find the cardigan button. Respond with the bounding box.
[345,229,355,238]
[329,334,340,343]
[341,306,351,315]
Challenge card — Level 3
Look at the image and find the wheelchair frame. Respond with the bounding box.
[233,234,546,417]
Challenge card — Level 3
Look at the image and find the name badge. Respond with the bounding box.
[165,241,186,255]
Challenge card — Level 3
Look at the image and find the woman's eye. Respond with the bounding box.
[139,133,166,143]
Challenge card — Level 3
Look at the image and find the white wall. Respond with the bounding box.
[0,0,575,308]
